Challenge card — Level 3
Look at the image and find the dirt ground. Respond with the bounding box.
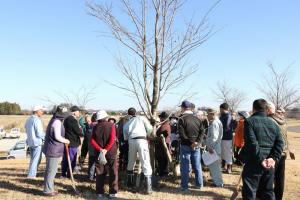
[0,117,299,199]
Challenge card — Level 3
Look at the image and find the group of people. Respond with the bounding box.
[24,98,294,200]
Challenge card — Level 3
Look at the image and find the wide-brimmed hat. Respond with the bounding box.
[96,110,108,121]
[238,111,249,119]
[54,105,69,119]
[207,108,217,114]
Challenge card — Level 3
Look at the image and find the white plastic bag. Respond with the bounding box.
[98,151,107,165]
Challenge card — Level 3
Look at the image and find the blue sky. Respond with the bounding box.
[0,0,299,111]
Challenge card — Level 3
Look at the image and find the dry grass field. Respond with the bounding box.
[0,116,299,199]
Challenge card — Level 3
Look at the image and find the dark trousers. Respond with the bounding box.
[274,154,286,200]
[119,143,128,171]
[95,158,119,195]
[155,143,170,177]
[61,147,78,177]
[242,165,275,200]
[80,135,89,164]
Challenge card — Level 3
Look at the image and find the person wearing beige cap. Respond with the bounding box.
[206,108,224,187]
[25,105,47,178]
[265,102,295,200]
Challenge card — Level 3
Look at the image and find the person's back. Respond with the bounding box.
[179,114,204,146]
[123,115,153,140]
[243,113,283,170]
[241,99,284,200]
[64,115,82,147]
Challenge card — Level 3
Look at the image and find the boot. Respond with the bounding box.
[145,175,153,194]
[221,160,225,169]
[126,171,134,189]
[226,164,232,174]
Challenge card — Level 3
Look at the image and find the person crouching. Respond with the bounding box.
[90,110,118,199]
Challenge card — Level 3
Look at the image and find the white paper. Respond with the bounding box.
[202,150,219,166]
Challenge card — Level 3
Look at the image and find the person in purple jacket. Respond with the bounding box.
[43,106,70,196]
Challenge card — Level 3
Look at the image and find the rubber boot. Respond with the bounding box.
[145,175,153,194]
[126,170,134,190]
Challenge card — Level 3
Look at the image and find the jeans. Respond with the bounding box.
[44,157,60,194]
[180,145,203,189]
[28,145,42,178]
[61,147,78,177]
[242,165,275,200]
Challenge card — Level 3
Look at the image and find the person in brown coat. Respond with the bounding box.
[155,111,171,177]
[90,110,118,199]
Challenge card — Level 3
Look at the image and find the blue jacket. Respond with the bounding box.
[25,115,45,147]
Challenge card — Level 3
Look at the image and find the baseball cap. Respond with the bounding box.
[70,105,81,112]
[180,100,192,109]
[33,105,47,112]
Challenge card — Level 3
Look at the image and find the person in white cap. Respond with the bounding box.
[90,110,118,199]
[25,105,47,178]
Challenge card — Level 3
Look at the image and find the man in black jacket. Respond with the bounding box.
[219,103,234,174]
[241,99,284,200]
[61,105,83,178]
[178,100,205,191]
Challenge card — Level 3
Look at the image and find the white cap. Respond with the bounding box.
[96,110,108,121]
[33,105,47,112]
[266,102,276,114]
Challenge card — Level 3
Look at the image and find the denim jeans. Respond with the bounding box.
[28,145,42,178]
[180,145,203,190]
[44,157,60,194]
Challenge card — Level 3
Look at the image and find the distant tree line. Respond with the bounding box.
[0,102,21,115]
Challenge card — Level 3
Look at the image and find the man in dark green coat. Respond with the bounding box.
[241,99,284,200]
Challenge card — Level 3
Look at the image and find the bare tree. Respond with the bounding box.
[257,63,300,109]
[40,85,98,110]
[87,0,220,124]
[213,80,246,112]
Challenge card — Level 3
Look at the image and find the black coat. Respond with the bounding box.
[64,115,83,147]
[178,113,205,146]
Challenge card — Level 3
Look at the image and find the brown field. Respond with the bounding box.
[0,116,299,199]
[0,115,52,132]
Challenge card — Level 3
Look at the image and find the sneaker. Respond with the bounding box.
[97,194,104,199]
[109,193,117,199]
[43,191,58,196]
[192,185,203,190]
[27,176,37,180]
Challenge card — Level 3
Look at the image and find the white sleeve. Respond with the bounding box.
[53,120,67,143]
